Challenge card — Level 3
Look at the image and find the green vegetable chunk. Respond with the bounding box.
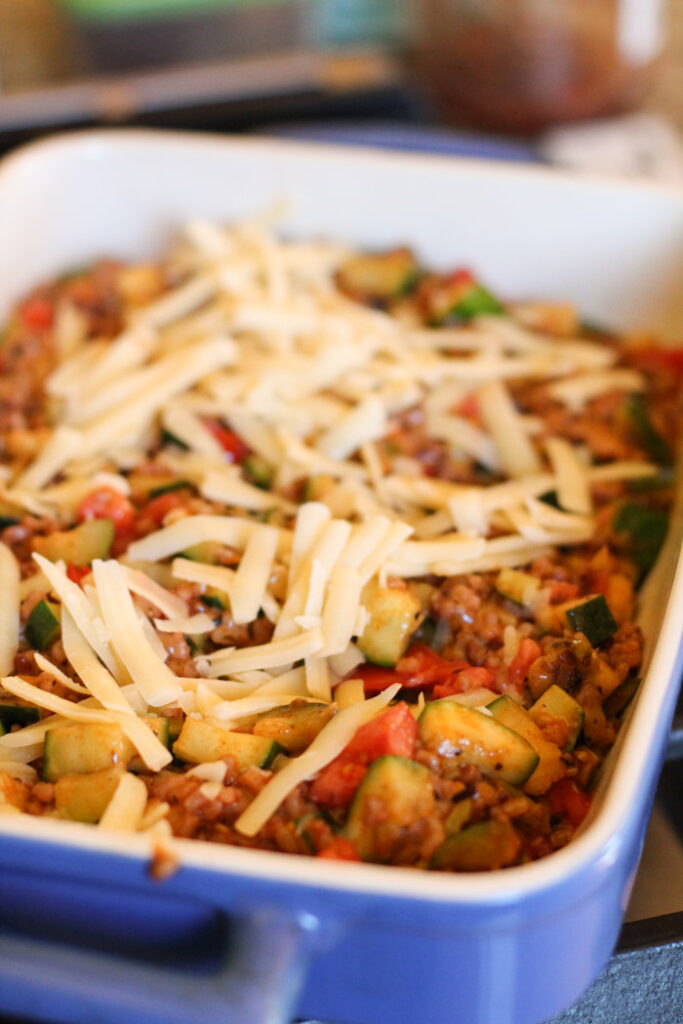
[529,684,584,751]
[0,701,39,728]
[565,595,617,647]
[25,600,61,650]
[54,767,123,823]
[624,393,673,465]
[252,702,334,754]
[487,695,566,795]
[43,722,133,782]
[345,755,434,862]
[613,502,669,577]
[418,699,538,786]
[173,718,282,770]
[358,579,423,667]
[431,820,521,872]
[33,517,114,565]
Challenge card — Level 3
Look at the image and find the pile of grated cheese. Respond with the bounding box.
[0,216,656,837]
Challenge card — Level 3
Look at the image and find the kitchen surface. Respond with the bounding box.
[0,3,681,1023]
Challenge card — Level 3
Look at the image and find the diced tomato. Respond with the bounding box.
[507,637,542,690]
[344,703,418,764]
[433,666,494,699]
[455,393,479,418]
[546,778,592,828]
[627,345,683,376]
[78,486,136,535]
[20,296,53,331]
[357,643,469,695]
[66,564,90,586]
[141,491,188,527]
[449,268,476,288]
[309,761,367,809]
[317,838,360,861]
[203,420,249,463]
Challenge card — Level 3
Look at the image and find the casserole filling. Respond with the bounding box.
[0,218,680,870]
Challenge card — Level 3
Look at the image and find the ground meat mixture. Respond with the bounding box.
[0,232,680,872]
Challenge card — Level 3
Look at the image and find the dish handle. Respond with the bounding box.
[0,908,315,1024]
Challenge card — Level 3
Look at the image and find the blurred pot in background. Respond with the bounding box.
[413,0,667,134]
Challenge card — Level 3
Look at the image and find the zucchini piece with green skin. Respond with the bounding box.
[33,517,114,565]
[613,502,669,579]
[242,455,273,490]
[43,722,133,782]
[431,819,522,872]
[25,599,61,650]
[0,500,21,529]
[173,718,282,770]
[426,274,504,326]
[529,684,584,752]
[623,393,673,465]
[565,595,617,647]
[54,767,124,824]
[603,676,640,718]
[337,248,419,303]
[181,540,224,564]
[494,568,541,608]
[252,702,334,754]
[43,717,168,781]
[127,471,193,500]
[358,579,423,667]
[444,797,473,836]
[418,699,539,786]
[345,755,434,863]
[0,701,38,728]
[486,695,566,796]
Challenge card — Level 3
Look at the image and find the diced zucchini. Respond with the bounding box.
[495,568,541,607]
[336,248,419,303]
[444,797,472,836]
[43,722,133,782]
[565,595,617,647]
[487,695,566,796]
[529,684,584,751]
[430,819,521,872]
[242,455,273,490]
[159,428,189,450]
[128,715,171,772]
[418,699,539,786]
[302,474,335,503]
[425,274,504,326]
[181,541,223,564]
[603,676,640,717]
[173,718,281,770]
[613,502,669,578]
[200,591,227,611]
[345,755,434,862]
[25,599,61,650]
[127,471,192,500]
[0,500,21,529]
[54,767,124,823]
[358,579,423,667]
[33,518,114,565]
[0,700,39,728]
[623,393,673,465]
[252,701,334,754]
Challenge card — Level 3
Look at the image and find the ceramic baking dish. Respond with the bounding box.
[0,130,681,1024]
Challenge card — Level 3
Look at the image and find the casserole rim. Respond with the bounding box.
[0,127,681,907]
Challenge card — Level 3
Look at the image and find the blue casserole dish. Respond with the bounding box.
[0,130,681,1024]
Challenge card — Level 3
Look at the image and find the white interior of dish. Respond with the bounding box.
[0,130,681,903]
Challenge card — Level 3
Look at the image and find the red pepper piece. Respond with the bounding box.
[317,838,360,861]
[546,778,592,828]
[203,420,250,463]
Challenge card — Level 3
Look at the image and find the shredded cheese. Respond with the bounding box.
[235,684,400,836]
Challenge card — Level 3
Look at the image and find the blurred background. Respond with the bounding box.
[0,0,681,175]
[0,3,681,1023]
